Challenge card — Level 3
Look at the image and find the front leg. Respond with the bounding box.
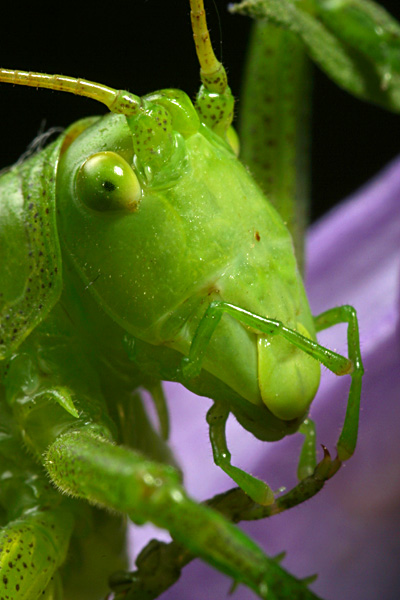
[314,306,364,461]
[179,300,363,508]
[45,428,272,599]
[207,401,275,505]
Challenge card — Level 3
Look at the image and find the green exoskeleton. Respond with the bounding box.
[0,1,364,598]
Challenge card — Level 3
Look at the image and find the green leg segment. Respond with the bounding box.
[109,506,321,600]
[207,402,275,505]
[272,305,363,508]
[181,301,356,380]
[45,429,273,599]
[297,418,317,480]
[314,306,364,461]
[180,300,363,508]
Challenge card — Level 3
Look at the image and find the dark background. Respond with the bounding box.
[1,0,400,222]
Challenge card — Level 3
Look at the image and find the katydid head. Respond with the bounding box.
[56,85,320,436]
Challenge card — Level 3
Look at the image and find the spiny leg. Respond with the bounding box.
[314,305,363,461]
[180,300,354,380]
[207,412,339,519]
[181,301,362,450]
[109,496,322,600]
[218,416,324,509]
[285,305,363,504]
[113,472,345,598]
[268,305,364,514]
[207,401,274,505]
[269,304,364,509]
[271,305,363,508]
[45,428,273,599]
[180,300,363,505]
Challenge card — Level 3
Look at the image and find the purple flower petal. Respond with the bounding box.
[129,157,400,600]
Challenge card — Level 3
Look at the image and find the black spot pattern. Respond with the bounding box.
[0,136,64,359]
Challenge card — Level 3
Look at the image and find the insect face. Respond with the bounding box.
[57,90,320,425]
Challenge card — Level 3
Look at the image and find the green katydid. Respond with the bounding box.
[0,1,365,598]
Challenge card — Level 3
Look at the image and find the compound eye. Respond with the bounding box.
[76,151,141,212]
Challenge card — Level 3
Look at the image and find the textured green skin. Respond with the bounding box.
[0,88,321,599]
[0,137,63,357]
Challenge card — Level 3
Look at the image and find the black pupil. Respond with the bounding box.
[102,180,116,192]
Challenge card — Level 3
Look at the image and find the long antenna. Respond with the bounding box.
[189,0,228,94]
[0,69,141,116]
